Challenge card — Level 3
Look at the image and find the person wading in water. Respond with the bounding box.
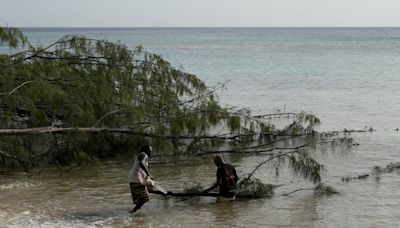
[128,145,154,213]
[204,155,239,202]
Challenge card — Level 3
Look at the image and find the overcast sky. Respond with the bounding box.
[1,0,400,27]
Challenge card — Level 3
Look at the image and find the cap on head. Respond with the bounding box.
[140,145,152,156]
[213,155,224,166]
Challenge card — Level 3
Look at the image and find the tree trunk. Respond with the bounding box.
[149,189,262,198]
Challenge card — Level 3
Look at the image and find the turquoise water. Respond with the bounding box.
[2,28,400,227]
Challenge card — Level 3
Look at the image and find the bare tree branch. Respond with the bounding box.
[0,81,36,96]
[241,150,299,186]
[31,140,65,160]
[253,113,301,118]
[92,108,133,127]
[0,126,253,141]
[0,150,26,164]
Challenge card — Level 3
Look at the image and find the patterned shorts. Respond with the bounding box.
[130,183,150,204]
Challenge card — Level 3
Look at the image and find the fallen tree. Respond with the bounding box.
[0,27,361,192]
[148,177,276,199]
[149,190,265,199]
[148,181,338,198]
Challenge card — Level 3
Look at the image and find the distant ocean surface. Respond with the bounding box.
[15,27,400,132]
[2,27,400,227]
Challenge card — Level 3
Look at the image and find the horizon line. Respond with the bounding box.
[17,26,400,29]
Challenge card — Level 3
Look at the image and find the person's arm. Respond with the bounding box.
[203,181,219,192]
[233,168,238,183]
[203,168,223,192]
[137,153,152,179]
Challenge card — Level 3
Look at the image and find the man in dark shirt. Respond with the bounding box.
[204,155,239,202]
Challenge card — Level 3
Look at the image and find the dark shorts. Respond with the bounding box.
[130,183,149,204]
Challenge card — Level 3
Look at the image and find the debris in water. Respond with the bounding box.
[341,174,370,182]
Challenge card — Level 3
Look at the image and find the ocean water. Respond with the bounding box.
[17,27,400,131]
[1,28,400,227]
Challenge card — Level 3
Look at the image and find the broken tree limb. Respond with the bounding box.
[0,126,159,136]
[0,126,227,138]
[0,126,264,142]
[148,189,264,198]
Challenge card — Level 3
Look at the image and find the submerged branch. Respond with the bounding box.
[148,190,266,199]
[282,183,339,196]
[282,188,314,196]
[341,174,369,183]
[149,189,218,197]
[372,162,400,177]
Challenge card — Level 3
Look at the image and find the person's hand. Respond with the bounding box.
[145,178,155,187]
[203,182,217,193]
[147,185,155,191]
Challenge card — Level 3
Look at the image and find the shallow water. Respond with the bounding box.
[1,138,400,228]
[2,28,400,227]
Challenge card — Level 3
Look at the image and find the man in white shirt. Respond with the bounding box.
[128,145,153,213]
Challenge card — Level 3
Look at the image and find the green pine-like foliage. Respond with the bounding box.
[0,27,326,184]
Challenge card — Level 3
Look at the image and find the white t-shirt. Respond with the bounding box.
[127,152,149,184]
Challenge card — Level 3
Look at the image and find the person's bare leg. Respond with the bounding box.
[129,198,148,213]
